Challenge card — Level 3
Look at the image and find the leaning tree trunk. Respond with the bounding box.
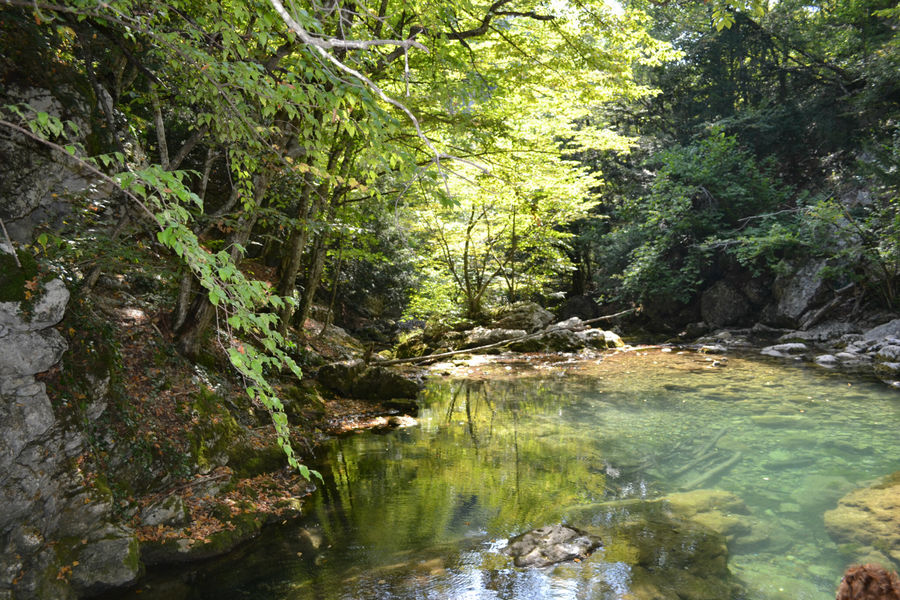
[295,226,331,329]
[174,174,268,358]
[276,136,350,335]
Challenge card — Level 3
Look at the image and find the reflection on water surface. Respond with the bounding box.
[131,350,900,599]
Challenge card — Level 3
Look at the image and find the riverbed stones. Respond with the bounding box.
[662,489,777,553]
[504,524,602,567]
[824,471,900,570]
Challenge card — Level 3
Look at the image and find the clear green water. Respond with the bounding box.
[132,350,900,599]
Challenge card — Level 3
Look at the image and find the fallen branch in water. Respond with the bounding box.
[671,449,718,476]
[696,428,728,456]
[680,451,743,490]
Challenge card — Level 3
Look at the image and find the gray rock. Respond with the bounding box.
[577,329,624,349]
[70,527,142,595]
[492,302,554,333]
[778,321,860,344]
[316,359,422,400]
[140,495,190,528]
[773,260,828,326]
[463,327,527,348]
[700,281,751,327]
[815,354,838,367]
[876,345,900,362]
[760,343,808,358]
[540,329,584,352]
[863,318,900,342]
[12,279,69,331]
[504,524,602,567]
[0,329,67,378]
[548,317,587,331]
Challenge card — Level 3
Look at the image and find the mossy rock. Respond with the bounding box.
[140,511,265,566]
[0,247,39,303]
[189,389,244,472]
[227,440,287,478]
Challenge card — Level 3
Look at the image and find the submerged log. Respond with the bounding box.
[680,451,743,490]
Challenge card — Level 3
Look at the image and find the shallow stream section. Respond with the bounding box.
[127,349,899,599]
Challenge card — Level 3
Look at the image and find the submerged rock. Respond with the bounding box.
[504,524,601,567]
[824,471,900,570]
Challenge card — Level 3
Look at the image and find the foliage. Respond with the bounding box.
[610,133,790,304]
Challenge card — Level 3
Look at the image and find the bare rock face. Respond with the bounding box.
[0,250,140,599]
[824,472,900,570]
[504,524,602,567]
[770,260,829,327]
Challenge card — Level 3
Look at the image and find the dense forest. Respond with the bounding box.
[0,0,898,597]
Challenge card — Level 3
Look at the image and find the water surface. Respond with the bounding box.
[133,349,900,599]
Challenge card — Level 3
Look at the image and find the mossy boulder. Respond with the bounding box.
[69,526,143,596]
[140,510,266,566]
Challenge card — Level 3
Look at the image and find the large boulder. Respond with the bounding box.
[492,302,554,333]
[558,295,603,321]
[504,524,601,567]
[316,359,423,400]
[824,472,900,570]
[700,281,751,328]
[769,260,829,326]
[863,318,900,342]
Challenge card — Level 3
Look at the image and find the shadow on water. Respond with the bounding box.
[123,350,900,600]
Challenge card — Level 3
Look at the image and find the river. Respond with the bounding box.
[125,348,900,599]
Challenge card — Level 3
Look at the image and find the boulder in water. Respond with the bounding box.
[504,524,601,567]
